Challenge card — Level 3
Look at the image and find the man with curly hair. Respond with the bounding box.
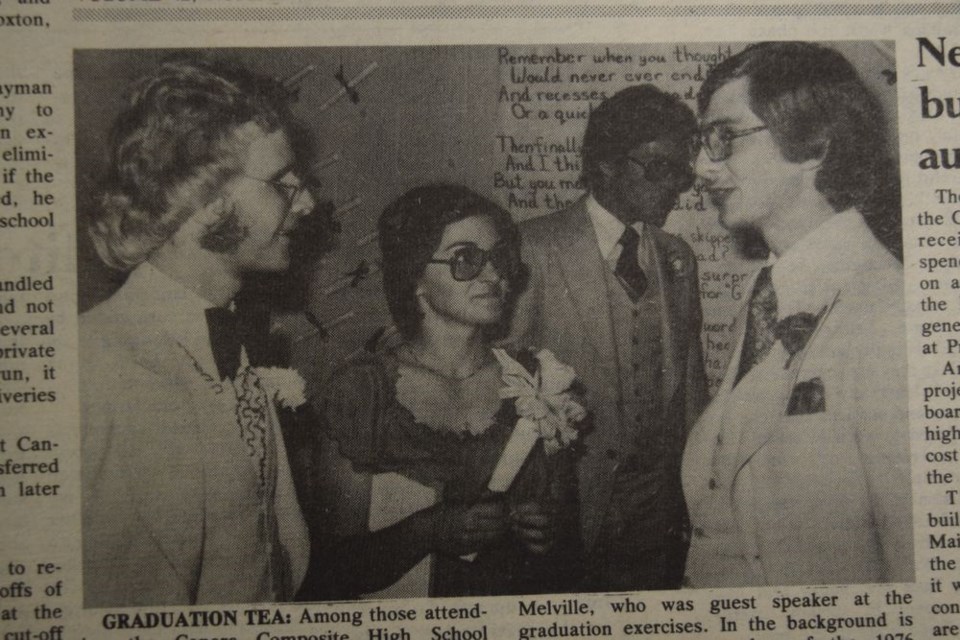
[80,58,316,606]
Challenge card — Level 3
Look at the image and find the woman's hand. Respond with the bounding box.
[430,501,507,557]
[510,501,556,555]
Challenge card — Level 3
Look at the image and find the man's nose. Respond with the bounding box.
[293,186,316,218]
[694,145,720,182]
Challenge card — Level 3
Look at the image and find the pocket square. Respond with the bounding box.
[786,377,826,415]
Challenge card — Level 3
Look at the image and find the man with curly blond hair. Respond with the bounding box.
[81,58,316,606]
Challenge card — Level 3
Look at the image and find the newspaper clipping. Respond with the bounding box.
[1,2,959,639]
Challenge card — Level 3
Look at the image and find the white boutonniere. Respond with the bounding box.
[486,348,587,493]
[251,367,307,410]
[670,255,686,277]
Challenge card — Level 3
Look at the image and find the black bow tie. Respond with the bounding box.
[205,307,242,380]
[205,305,272,380]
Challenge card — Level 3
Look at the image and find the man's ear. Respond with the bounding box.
[598,159,617,182]
[799,140,829,173]
[196,197,232,228]
[592,160,618,201]
[202,204,248,253]
[173,197,229,243]
[414,282,429,313]
[181,197,248,253]
[161,199,221,250]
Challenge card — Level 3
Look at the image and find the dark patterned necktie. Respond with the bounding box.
[735,266,778,386]
[615,226,647,303]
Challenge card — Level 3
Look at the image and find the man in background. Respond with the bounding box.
[511,85,708,591]
[682,41,912,586]
[81,59,316,605]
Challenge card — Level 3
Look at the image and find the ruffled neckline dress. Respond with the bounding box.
[321,349,579,597]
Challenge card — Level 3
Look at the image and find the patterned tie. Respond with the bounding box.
[615,226,648,303]
[735,266,778,386]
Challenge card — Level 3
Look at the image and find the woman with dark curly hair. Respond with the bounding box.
[300,184,582,600]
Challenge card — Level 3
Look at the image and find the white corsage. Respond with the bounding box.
[252,367,307,410]
[487,348,586,492]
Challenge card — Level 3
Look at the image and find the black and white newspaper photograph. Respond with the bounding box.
[2,3,960,640]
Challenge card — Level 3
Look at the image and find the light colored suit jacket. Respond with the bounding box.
[510,197,708,550]
[81,265,309,606]
[682,210,913,586]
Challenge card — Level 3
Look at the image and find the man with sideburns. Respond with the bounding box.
[681,42,912,587]
[81,59,317,605]
[510,85,709,591]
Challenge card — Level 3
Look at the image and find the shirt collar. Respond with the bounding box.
[127,261,224,375]
[769,208,871,317]
[585,194,647,260]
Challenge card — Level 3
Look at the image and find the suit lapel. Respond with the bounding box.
[683,297,748,500]
[105,264,307,599]
[649,228,683,408]
[553,201,618,362]
[122,326,210,592]
[732,290,842,479]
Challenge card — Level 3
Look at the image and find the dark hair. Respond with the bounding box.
[581,84,697,190]
[378,184,522,339]
[91,57,299,270]
[698,41,892,213]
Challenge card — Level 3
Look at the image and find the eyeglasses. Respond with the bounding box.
[627,155,695,186]
[697,124,768,162]
[244,172,308,210]
[426,243,517,282]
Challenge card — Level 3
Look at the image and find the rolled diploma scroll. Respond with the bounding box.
[487,417,540,492]
[460,417,540,562]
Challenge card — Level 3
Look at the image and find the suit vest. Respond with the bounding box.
[602,249,665,470]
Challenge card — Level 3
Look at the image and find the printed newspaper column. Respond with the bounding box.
[0,81,61,477]
[908,36,960,639]
[0,3,69,634]
[913,193,960,635]
[0,39,60,411]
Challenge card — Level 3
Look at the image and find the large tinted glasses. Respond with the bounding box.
[627,155,695,188]
[427,243,516,282]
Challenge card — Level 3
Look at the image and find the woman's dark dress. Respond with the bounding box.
[312,351,581,599]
